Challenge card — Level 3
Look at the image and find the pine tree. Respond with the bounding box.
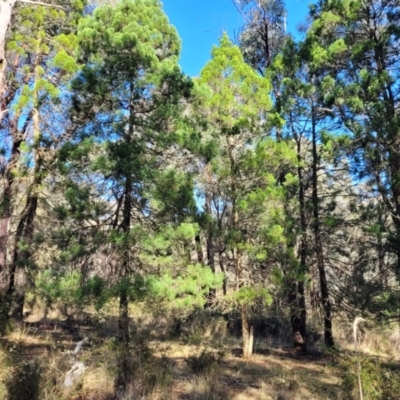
[307,0,400,314]
[68,0,191,356]
[196,34,296,357]
[0,0,84,329]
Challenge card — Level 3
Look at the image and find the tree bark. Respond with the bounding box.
[6,88,42,319]
[118,173,132,346]
[194,233,203,263]
[227,136,252,356]
[0,217,9,283]
[241,307,254,358]
[311,103,334,349]
[205,179,215,305]
[289,279,306,352]
[119,286,130,345]
[218,247,227,295]
[289,136,308,352]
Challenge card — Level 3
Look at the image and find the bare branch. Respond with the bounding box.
[231,0,253,25]
[17,0,66,10]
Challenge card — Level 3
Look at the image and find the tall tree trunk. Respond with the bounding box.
[6,96,42,319]
[6,189,38,318]
[289,137,308,352]
[218,246,227,295]
[0,217,9,284]
[311,103,334,349]
[119,285,130,345]
[389,153,400,281]
[289,279,306,352]
[0,119,24,280]
[205,186,215,304]
[0,73,40,326]
[119,175,132,346]
[227,136,252,357]
[117,171,133,391]
[204,164,216,306]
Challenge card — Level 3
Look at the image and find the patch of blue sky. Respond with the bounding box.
[161,0,311,77]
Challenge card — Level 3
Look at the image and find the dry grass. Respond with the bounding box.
[1,308,400,400]
[79,364,116,399]
[334,318,400,360]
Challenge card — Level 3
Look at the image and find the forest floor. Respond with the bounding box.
[0,309,400,399]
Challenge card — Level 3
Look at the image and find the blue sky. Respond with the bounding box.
[162,0,311,77]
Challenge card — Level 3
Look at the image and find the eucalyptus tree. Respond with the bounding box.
[196,34,296,357]
[234,0,287,72]
[0,0,84,328]
[68,0,191,351]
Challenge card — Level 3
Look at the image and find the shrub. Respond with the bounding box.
[2,359,41,400]
[340,356,400,400]
[186,348,225,375]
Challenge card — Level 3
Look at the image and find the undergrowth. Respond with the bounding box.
[339,356,400,400]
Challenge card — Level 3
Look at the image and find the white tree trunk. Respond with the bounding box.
[0,0,17,120]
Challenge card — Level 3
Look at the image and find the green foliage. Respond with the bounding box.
[35,271,109,314]
[148,264,223,310]
[112,275,152,303]
[150,169,197,221]
[340,356,400,400]
[35,270,82,313]
[233,285,272,307]
[80,276,108,311]
[8,0,82,117]
[197,33,273,133]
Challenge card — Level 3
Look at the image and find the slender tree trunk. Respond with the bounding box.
[0,217,9,283]
[7,190,38,318]
[1,61,41,325]
[226,136,253,356]
[289,137,308,352]
[376,208,388,287]
[241,306,254,358]
[0,120,23,280]
[228,139,253,356]
[119,175,132,346]
[119,286,130,345]
[194,233,203,263]
[117,171,132,391]
[7,92,42,319]
[205,189,215,304]
[389,152,400,281]
[218,246,227,295]
[311,103,334,349]
[289,280,306,352]
[205,164,216,305]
